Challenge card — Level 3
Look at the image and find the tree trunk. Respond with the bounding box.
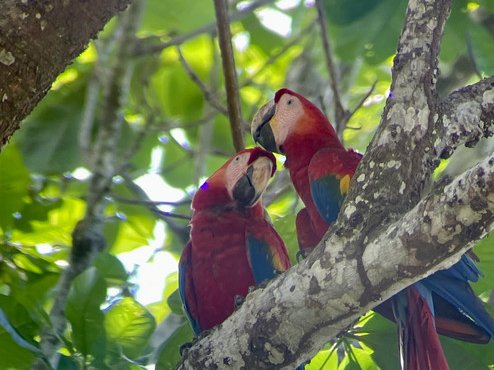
[0,0,131,147]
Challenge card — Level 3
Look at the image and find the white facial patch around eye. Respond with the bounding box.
[225,153,250,197]
[274,94,304,145]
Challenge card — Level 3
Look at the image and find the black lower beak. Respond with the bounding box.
[232,166,258,207]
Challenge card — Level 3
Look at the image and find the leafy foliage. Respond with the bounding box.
[1,0,493,369]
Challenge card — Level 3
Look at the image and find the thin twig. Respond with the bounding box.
[176,46,228,116]
[345,80,377,123]
[111,194,191,206]
[315,0,347,137]
[154,210,192,221]
[240,21,317,88]
[121,173,190,243]
[214,0,244,152]
[133,0,275,56]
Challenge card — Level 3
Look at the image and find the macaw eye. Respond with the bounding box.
[287,99,293,105]
[235,156,240,161]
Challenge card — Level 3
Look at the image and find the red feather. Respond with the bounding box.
[179,148,290,334]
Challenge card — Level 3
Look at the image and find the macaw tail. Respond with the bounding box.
[394,287,450,370]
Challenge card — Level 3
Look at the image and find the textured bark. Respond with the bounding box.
[0,0,131,147]
[178,0,494,368]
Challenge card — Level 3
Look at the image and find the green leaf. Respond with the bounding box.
[16,86,85,173]
[468,22,494,75]
[94,252,129,285]
[167,289,183,316]
[328,0,407,64]
[12,197,85,247]
[325,0,383,25]
[338,344,377,370]
[355,312,400,369]
[441,335,494,370]
[65,268,107,363]
[0,143,30,231]
[305,346,338,369]
[141,0,214,34]
[14,197,64,233]
[161,139,194,189]
[105,296,156,359]
[0,296,37,369]
[440,0,469,63]
[155,322,194,370]
[472,233,494,296]
[0,309,41,354]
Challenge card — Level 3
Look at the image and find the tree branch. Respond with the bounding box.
[436,76,494,159]
[0,0,131,148]
[214,0,244,152]
[315,0,347,137]
[176,46,229,117]
[340,0,453,239]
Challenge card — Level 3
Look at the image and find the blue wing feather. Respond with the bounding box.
[178,242,202,335]
[310,175,344,224]
[422,256,494,338]
[246,236,277,285]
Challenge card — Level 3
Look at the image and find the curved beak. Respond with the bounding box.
[232,155,274,207]
[251,99,280,153]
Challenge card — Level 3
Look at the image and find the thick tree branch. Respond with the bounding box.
[436,76,494,159]
[178,153,494,369]
[0,0,131,148]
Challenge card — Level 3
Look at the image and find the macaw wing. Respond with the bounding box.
[423,254,494,341]
[178,241,201,335]
[246,224,290,285]
[308,148,358,224]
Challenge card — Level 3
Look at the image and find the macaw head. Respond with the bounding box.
[192,147,277,211]
[251,88,341,155]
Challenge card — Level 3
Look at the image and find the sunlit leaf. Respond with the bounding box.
[305,346,338,369]
[105,296,156,359]
[141,0,214,34]
[11,197,85,247]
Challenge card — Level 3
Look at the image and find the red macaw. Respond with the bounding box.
[179,147,291,335]
[251,88,494,370]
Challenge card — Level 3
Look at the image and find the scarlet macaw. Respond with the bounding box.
[251,88,494,370]
[179,147,291,335]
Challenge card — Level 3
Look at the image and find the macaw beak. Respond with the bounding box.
[232,155,274,207]
[251,99,280,154]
